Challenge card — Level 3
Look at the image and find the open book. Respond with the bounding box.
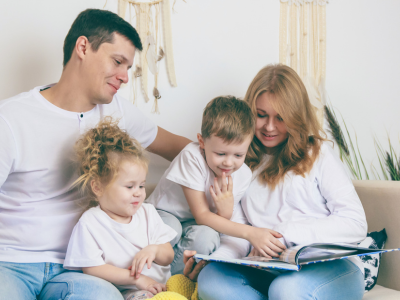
[194,243,400,271]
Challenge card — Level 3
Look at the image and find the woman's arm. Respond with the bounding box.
[273,145,368,246]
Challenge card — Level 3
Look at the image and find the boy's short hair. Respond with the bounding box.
[63,9,142,67]
[201,96,255,144]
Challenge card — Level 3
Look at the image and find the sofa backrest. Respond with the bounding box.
[353,180,400,291]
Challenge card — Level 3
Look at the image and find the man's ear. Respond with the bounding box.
[197,133,205,149]
[90,179,103,198]
[75,36,90,61]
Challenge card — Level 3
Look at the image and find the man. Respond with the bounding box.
[0,9,190,299]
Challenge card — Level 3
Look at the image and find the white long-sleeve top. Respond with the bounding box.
[213,143,368,271]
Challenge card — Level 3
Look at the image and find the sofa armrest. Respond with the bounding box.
[353,180,400,291]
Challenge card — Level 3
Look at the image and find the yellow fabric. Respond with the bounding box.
[151,291,187,300]
[166,274,196,299]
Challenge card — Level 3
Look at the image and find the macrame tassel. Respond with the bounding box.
[161,0,177,87]
[279,0,328,126]
[137,3,150,102]
[131,66,143,105]
[118,0,179,113]
[118,0,128,19]
[279,2,288,65]
[152,87,161,114]
[158,47,165,61]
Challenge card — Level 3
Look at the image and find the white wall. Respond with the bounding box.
[1,0,399,183]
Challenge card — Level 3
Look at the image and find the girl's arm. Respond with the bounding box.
[83,264,165,294]
[130,242,174,278]
[154,243,174,266]
[182,186,286,257]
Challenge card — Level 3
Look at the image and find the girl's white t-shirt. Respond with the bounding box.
[63,203,176,291]
[146,142,252,221]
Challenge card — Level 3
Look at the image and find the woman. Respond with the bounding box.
[186,64,367,300]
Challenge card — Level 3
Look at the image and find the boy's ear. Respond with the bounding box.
[197,133,205,149]
[91,179,103,197]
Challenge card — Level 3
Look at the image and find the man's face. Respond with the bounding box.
[83,33,136,105]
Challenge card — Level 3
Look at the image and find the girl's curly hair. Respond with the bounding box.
[73,117,148,203]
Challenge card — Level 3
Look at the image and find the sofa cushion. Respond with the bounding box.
[359,229,387,292]
[362,285,400,299]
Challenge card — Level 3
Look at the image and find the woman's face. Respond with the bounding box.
[255,93,288,154]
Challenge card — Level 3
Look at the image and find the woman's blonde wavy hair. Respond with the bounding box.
[73,117,148,207]
[244,64,326,189]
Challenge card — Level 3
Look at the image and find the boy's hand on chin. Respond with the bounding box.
[210,172,234,219]
[130,244,159,279]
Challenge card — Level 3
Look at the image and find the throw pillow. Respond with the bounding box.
[358,228,387,292]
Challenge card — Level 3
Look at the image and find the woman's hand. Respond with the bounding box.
[135,274,166,295]
[183,250,207,282]
[246,227,286,258]
[130,245,158,279]
[210,172,234,219]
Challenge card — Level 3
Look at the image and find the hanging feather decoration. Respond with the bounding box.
[118,0,178,113]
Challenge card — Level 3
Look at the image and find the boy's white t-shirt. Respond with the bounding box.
[146,142,252,221]
[64,203,176,291]
[0,85,158,264]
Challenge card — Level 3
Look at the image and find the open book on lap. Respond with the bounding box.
[194,243,400,272]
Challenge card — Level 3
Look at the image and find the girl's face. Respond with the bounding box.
[93,160,147,224]
[255,93,288,154]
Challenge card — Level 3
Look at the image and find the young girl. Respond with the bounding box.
[64,117,177,300]
[192,64,368,300]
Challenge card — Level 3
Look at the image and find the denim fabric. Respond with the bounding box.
[0,261,123,300]
[198,259,365,300]
[157,210,220,275]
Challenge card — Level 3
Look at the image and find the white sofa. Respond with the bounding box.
[354,181,400,299]
[146,180,400,298]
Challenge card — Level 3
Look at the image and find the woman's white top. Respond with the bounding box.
[213,143,367,272]
[146,142,252,221]
[64,203,176,291]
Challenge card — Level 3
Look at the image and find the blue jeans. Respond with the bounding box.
[198,259,365,300]
[0,261,124,300]
[158,210,220,275]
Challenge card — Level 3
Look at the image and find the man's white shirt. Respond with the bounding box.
[0,85,157,264]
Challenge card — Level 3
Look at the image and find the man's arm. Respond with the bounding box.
[0,115,16,188]
[146,127,192,162]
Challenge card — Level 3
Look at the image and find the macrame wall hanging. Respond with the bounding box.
[279,0,328,124]
[118,0,178,113]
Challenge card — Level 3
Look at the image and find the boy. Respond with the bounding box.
[146,96,255,274]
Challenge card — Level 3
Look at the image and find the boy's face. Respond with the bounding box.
[83,33,135,105]
[198,134,252,178]
[93,160,147,224]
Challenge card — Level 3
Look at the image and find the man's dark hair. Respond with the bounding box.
[63,9,142,67]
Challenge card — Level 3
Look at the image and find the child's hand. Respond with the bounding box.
[130,245,159,279]
[247,227,286,258]
[248,247,271,258]
[210,172,234,219]
[135,274,166,294]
